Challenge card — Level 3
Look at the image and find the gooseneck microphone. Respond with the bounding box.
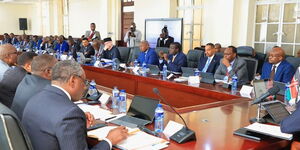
[251,86,280,105]
[153,88,196,143]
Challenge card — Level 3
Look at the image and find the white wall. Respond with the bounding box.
[0,3,40,35]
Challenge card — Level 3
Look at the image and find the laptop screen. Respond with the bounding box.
[127,96,159,122]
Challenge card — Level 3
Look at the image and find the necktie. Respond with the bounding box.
[89,31,95,40]
[202,57,211,72]
[172,55,176,62]
[269,65,276,81]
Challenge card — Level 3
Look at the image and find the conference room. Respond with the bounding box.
[1,0,300,149]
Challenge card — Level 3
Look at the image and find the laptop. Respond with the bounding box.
[148,64,160,75]
[110,96,159,128]
[253,80,267,98]
[181,67,195,77]
[200,72,215,84]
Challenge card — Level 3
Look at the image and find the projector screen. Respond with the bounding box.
[145,18,183,48]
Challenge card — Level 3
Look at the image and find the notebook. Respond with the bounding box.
[110,96,159,128]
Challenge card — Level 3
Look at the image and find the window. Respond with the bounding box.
[177,0,202,53]
[254,0,300,56]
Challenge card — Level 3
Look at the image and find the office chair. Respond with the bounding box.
[242,57,258,81]
[186,50,203,68]
[117,47,131,63]
[286,57,300,70]
[0,102,33,150]
[237,46,254,57]
[127,47,141,64]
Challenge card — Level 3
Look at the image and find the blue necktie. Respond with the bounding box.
[202,57,211,72]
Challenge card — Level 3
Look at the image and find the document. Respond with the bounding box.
[77,104,115,121]
[88,126,169,150]
[244,122,293,140]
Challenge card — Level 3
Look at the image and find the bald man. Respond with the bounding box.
[135,40,159,66]
[0,44,18,81]
[261,47,295,83]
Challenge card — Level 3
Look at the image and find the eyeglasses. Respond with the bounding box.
[73,75,89,87]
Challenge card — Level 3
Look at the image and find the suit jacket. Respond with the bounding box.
[281,103,300,140]
[11,37,19,45]
[85,30,101,40]
[261,60,295,83]
[156,36,174,48]
[214,57,249,84]
[160,52,187,72]
[0,66,27,107]
[198,55,222,74]
[137,48,159,66]
[11,74,50,119]
[54,41,69,53]
[101,46,121,60]
[80,44,95,58]
[22,85,110,150]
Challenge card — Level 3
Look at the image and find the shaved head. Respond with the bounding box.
[0,44,18,66]
[268,46,285,64]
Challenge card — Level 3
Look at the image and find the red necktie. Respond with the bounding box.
[88,31,95,40]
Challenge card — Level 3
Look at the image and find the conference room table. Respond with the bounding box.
[83,65,291,150]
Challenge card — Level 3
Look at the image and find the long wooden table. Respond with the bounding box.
[83,65,290,149]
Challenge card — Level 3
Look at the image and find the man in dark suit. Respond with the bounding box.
[198,43,222,74]
[22,60,128,150]
[135,40,159,66]
[11,54,57,119]
[101,37,121,60]
[160,42,187,72]
[281,104,300,140]
[214,46,249,84]
[80,38,95,58]
[54,35,69,54]
[3,33,11,44]
[0,52,37,107]
[156,26,174,48]
[261,46,295,83]
[9,33,19,45]
[67,38,81,60]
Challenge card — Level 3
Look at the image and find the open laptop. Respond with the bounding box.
[148,64,160,75]
[253,80,267,98]
[181,67,195,77]
[110,96,159,128]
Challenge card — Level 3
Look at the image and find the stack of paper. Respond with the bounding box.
[77,104,115,121]
[244,122,293,140]
[88,126,169,150]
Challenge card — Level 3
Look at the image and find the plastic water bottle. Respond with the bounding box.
[194,69,200,76]
[77,55,82,64]
[112,86,119,109]
[154,104,164,133]
[118,90,127,113]
[88,80,98,97]
[162,64,167,80]
[134,59,138,68]
[142,62,147,76]
[231,74,238,92]
[284,82,291,106]
[112,58,117,70]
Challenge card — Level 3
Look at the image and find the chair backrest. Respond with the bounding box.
[255,52,266,74]
[242,57,258,81]
[237,46,254,57]
[215,52,224,58]
[155,47,169,55]
[127,47,141,64]
[0,103,33,150]
[117,47,131,63]
[286,57,300,70]
[186,50,203,68]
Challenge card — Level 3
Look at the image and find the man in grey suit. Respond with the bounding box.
[22,60,128,150]
[85,23,101,41]
[214,46,249,84]
[0,52,37,107]
[11,54,57,119]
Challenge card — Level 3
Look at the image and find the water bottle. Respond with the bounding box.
[194,69,200,76]
[142,62,147,76]
[162,64,167,80]
[154,104,164,133]
[68,51,73,60]
[88,80,98,97]
[134,59,138,68]
[112,58,117,70]
[77,55,82,64]
[284,82,291,106]
[118,90,127,113]
[112,86,119,109]
[231,74,238,92]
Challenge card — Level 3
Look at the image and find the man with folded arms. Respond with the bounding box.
[22,60,128,150]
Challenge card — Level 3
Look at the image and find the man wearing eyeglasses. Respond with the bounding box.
[11,54,57,120]
[261,46,295,83]
[22,60,128,150]
[0,44,18,81]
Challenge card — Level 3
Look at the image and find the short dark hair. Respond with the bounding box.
[170,42,182,52]
[31,54,56,73]
[91,23,95,26]
[206,43,215,48]
[82,38,88,41]
[17,52,37,66]
[228,46,237,54]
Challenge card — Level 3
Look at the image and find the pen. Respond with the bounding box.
[105,116,117,121]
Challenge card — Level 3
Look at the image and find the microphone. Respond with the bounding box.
[251,86,280,105]
[153,88,196,143]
